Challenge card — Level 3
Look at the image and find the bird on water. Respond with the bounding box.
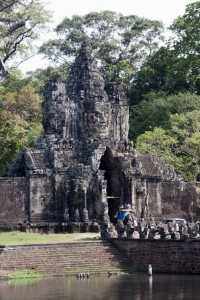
[148,264,152,276]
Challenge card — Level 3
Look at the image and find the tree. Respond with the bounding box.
[136,127,178,165]
[0,72,42,175]
[130,47,200,105]
[130,47,171,104]
[169,1,200,56]
[27,63,71,89]
[129,92,200,141]
[40,11,164,86]
[0,0,52,80]
[136,110,200,181]
[130,2,200,104]
[168,1,200,94]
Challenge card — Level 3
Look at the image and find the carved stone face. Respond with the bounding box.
[83,102,109,137]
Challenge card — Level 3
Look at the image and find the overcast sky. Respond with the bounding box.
[46,0,196,27]
[19,0,196,73]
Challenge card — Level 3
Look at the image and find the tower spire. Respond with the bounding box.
[67,41,105,102]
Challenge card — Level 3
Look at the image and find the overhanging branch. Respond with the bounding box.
[9,20,26,34]
[0,57,9,79]
[0,0,19,13]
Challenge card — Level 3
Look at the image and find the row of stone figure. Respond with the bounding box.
[101,219,200,240]
[64,208,89,222]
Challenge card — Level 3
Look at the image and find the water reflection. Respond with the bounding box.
[148,276,153,300]
[0,274,200,300]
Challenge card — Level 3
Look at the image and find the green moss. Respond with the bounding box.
[9,269,43,280]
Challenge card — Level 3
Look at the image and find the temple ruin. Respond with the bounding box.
[0,42,200,231]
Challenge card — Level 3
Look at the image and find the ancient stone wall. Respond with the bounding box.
[161,181,200,221]
[0,178,27,226]
[113,239,200,274]
[147,179,162,216]
[29,175,55,222]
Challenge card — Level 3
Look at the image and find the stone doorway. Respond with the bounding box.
[99,148,124,222]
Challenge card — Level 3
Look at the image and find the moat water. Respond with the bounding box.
[0,274,199,300]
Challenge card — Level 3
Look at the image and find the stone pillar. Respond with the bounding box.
[101,180,107,204]
[131,179,137,214]
[82,187,87,209]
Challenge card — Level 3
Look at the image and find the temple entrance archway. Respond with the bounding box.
[99,147,125,222]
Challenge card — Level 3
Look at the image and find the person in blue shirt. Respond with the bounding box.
[114,205,129,227]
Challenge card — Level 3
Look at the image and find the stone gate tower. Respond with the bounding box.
[3,42,200,229]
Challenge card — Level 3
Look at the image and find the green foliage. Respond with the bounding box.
[28,62,71,91]
[40,11,164,86]
[130,48,200,105]
[129,92,200,141]
[0,73,43,175]
[136,127,178,164]
[136,108,200,181]
[130,2,200,104]
[11,269,43,279]
[129,47,170,104]
[0,0,52,79]
[169,1,200,55]
[168,1,200,95]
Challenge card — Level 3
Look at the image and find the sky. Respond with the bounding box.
[19,0,197,73]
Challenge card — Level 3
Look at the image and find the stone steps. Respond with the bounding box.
[0,241,133,276]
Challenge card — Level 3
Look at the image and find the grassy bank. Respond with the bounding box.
[0,231,100,245]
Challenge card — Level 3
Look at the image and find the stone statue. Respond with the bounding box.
[74,208,80,222]
[82,208,89,222]
[64,208,70,222]
[102,202,110,223]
